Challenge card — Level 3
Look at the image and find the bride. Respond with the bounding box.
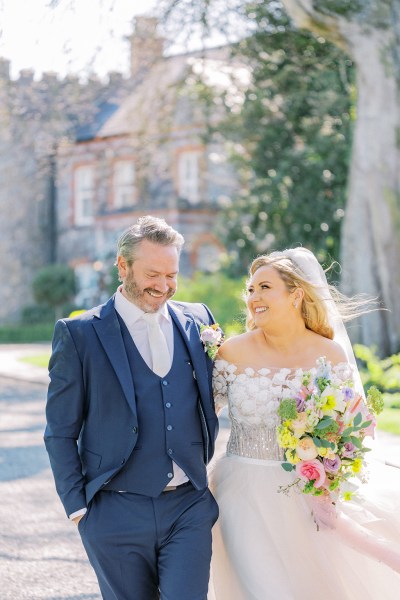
[209,248,400,600]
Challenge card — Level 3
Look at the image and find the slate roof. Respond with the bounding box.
[75,99,121,141]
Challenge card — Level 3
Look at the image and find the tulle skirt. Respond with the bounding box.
[208,454,400,600]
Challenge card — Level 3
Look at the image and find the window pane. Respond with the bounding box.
[75,165,94,225]
[113,160,136,208]
[178,151,200,204]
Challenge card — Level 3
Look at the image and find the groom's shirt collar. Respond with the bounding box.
[114,286,171,327]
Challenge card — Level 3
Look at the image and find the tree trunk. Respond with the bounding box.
[282,0,400,355]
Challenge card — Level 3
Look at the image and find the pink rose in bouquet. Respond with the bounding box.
[296,459,326,488]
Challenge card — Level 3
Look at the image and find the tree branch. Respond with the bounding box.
[281,0,349,52]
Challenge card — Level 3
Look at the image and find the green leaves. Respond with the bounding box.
[349,436,363,450]
[32,264,76,313]
[278,398,298,420]
[303,480,317,494]
[282,462,295,472]
[313,436,335,449]
[215,2,353,275]
[341,412,372,438]
[314,416,335,430]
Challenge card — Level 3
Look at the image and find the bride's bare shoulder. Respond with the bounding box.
[217,330,257,363]
[310,332,348,365]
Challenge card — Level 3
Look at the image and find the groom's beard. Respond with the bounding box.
[123,270,176,313]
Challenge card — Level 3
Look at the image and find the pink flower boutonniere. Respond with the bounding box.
[200,323,224,360]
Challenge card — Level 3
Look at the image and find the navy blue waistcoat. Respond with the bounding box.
[103,316,206,497]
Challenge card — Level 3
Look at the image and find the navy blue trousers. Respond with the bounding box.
[78,485,219,600]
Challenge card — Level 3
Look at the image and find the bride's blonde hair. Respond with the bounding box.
[246,253,373,339]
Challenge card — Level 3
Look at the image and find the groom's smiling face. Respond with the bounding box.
[118,239,179,313]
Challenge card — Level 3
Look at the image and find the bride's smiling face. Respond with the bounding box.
[247,265,297,327]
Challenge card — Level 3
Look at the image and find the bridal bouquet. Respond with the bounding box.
[277,358,383,503]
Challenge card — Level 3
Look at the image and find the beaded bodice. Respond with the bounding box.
[213,359,354,461]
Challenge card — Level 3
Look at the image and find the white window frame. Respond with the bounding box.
[74,263,98,308]
[74,165,95,226]
[177,151,201,204]
[113,159,136,209]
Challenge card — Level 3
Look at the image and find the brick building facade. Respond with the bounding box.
[0,17,239,322]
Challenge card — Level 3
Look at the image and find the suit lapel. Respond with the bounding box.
[92,298,136,415]
[92,298,211,414]
[168,303,210,404]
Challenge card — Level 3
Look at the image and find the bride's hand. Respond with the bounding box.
[308,495,337,531]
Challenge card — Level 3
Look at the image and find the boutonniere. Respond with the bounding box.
[200,323,224,360]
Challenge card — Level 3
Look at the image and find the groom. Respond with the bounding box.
[44,215,219,600]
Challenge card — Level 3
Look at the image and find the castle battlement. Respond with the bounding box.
[0,17,233,324]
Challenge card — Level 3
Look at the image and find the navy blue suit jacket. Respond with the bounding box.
[44,297,219,517]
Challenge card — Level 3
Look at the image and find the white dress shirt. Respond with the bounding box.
[114,287,174,368]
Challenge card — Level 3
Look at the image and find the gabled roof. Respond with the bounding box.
[76,100,121,141]
[94,46,234,140]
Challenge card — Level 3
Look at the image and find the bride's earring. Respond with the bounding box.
[293,302,298,309]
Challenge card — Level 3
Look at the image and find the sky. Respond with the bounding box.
[0,0,159,79]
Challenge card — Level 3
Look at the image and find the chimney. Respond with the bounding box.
[0,58,10,80]
[128,16,164,79]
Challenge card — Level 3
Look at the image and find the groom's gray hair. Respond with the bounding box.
[116,215,185,265]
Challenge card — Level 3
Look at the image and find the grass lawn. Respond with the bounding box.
[377,410,400,435]
[376,393,400,436]
[20,353,50,369]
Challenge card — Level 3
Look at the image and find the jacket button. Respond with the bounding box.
[165,402,171,408]
[166,425,173,431]
[162,380,168,386]
[168,449,173,455]
[132,426,138,434]
[167,472,173,479]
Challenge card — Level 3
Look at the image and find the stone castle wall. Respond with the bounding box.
[0,59,129,324]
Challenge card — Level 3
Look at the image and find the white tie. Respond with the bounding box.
[142,312,171,377]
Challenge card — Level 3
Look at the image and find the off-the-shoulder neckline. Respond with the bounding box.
[213,357,352,374]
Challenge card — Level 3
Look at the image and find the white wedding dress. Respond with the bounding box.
[208,359,400,600]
